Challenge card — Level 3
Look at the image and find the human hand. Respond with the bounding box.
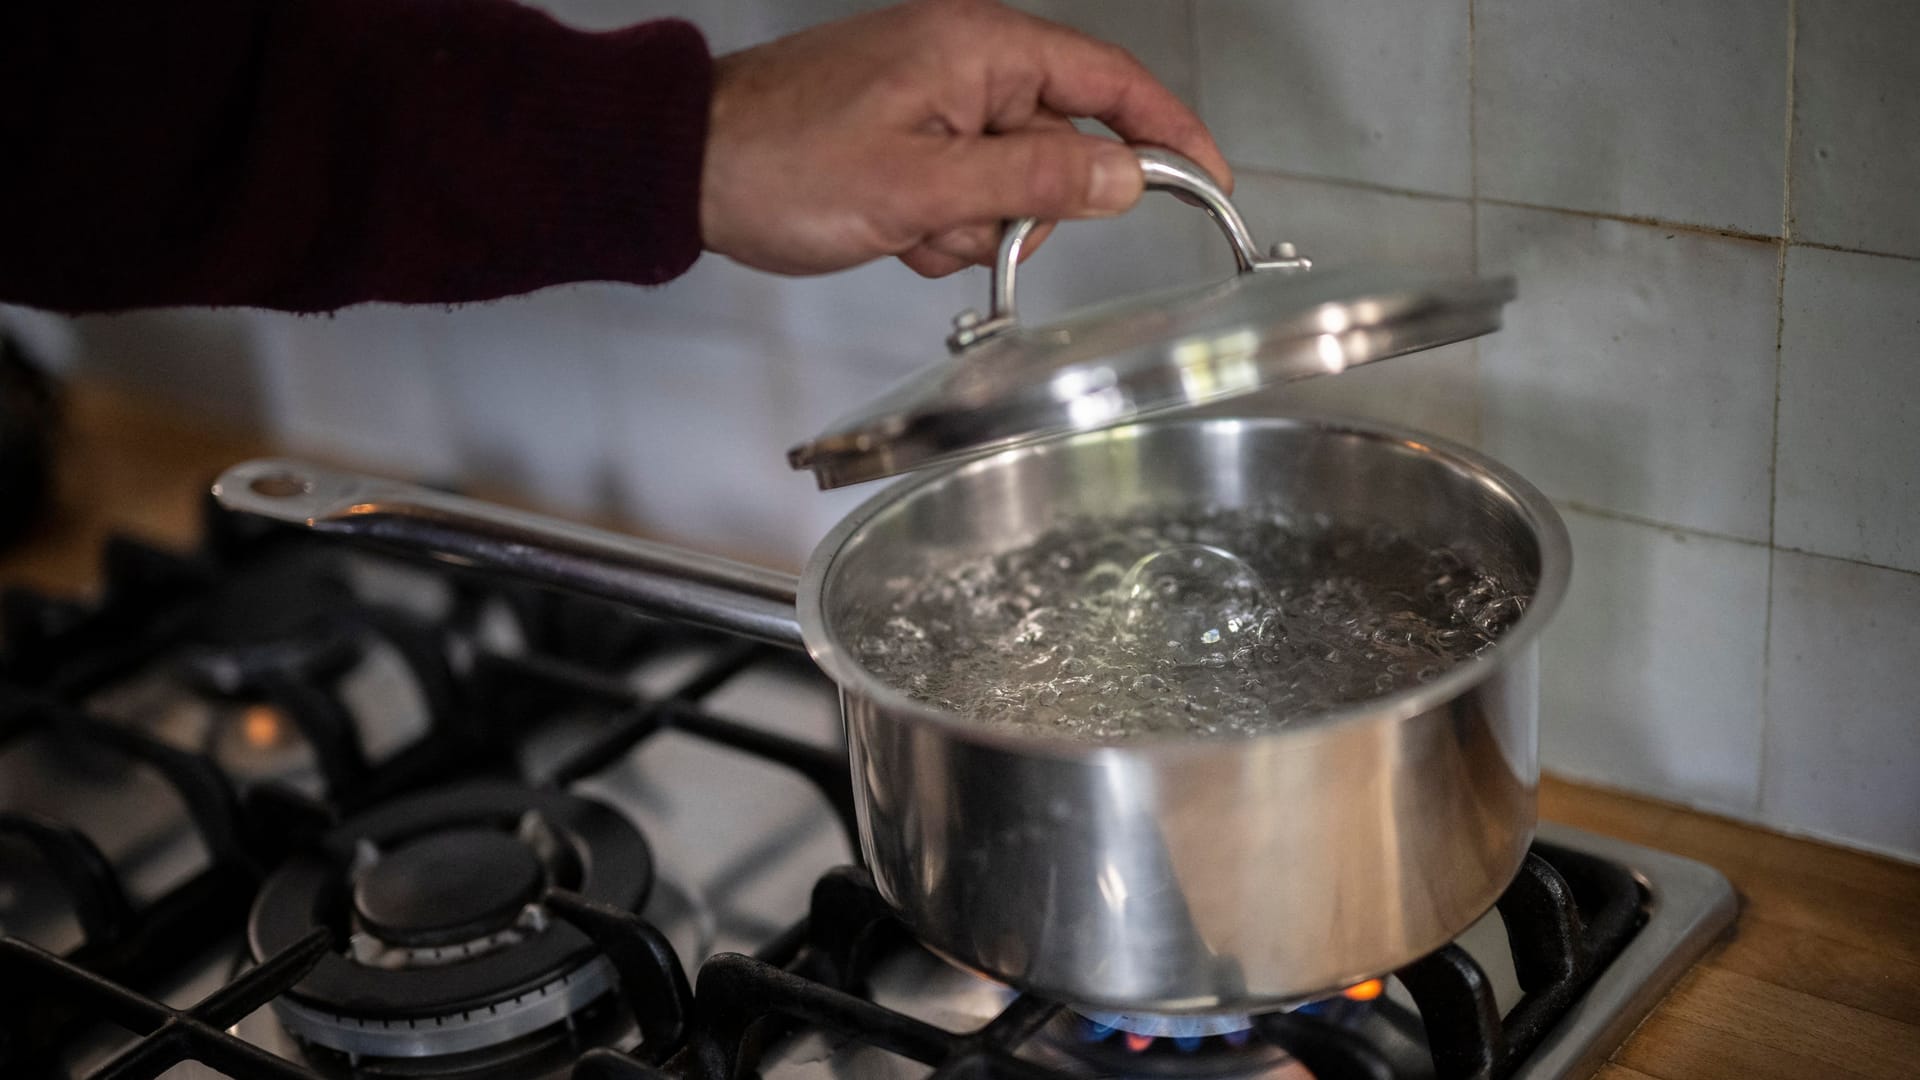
[698,0,1230,278]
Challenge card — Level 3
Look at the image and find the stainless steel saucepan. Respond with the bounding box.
[215,415,1567,1012]
[213,148,1569,1012]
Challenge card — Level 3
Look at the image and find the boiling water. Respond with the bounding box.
[852,508,1532,742]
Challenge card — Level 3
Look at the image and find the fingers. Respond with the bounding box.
[1002,10,1233,192]
[900,246,971,278]
[923,223,1002,263]
[918,220,1059,270]
[1018,220,1057,262]
[997,108,1070,263]
[901,101,1073,275]
[894,129,1144,237]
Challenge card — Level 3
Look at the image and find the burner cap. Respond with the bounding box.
[249,782,652,1061]
[353,829,545,948]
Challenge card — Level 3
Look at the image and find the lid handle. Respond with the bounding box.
[946,147,1312,352]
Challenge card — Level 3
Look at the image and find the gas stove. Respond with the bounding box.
[0,495,1734,1079]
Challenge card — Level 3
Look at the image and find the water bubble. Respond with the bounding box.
[1079,560,1128,601]
[1115,544,1272,656]
[1129,674,1168,698]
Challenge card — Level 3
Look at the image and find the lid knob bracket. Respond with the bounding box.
[945,147,1311,354]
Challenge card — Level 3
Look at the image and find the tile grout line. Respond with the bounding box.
[1228,164,1477,205]
[1186,0,1203,145]
[1468,0,1480,275]
[1185,0,1211,275]
[1228,164,1763,242]
[1772,544,1920,582]
[1789,237,1920,264]
[1556,498,1920,579]
[1553,500,1772,550]
[1756,0,1799,820]
[1467,0,1483,445]
[1474,196,1781,244]
[1225,190,1920,269]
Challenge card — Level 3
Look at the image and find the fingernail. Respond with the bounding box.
[1088,146,1141,214]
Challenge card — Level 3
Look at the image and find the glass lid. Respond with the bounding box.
[788,149,1516,490]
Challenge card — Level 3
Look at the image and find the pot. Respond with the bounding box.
[215,149,1567,1010]
[214,414,1567,1012]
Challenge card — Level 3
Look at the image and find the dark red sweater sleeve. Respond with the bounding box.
[0,0,712,313]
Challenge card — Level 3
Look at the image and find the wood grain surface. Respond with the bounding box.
[1543,778,1920,1078]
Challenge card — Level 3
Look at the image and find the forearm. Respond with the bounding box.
[0,0,711,313]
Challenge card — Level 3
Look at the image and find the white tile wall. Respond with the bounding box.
[1476,204,1780,541]
[541,0,1201,100]
[600,313,830,566]
[768,261,979,365]
[1194,0,1472,197]
[1763,550,1920,857]
[1537,508,1771,815]
[412,289,622,517]
[1228,173,1479,445]
[1013,2,1199,106]
[1789,0,1920,258]
[246,308,464,478]
[1234,176,1471,274]
[1475,0,1789,235]
[1010,197,1217,324]
[537,0,850,51]
[1774,248,1920,575]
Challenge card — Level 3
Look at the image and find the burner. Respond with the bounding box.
[248,782,651,1063]
[352,828,547,948]
[173,553,366,696]
[1078,1009,1258,1044]
[1039,986,1394,1078]
[174,623,364,697]
[1044,1009,1290,1077]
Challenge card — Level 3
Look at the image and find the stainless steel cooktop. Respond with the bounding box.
[0,536,1734,1079]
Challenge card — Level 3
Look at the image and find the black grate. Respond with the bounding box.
[0,508,1644,1080]
[553,853,1641,1080]
[1,930,332,1080]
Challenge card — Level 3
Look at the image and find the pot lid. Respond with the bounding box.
[787,148,1517,490]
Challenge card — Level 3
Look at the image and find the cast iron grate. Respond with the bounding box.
[0,929,333,1080]
[561,847,1642,1080]
[0,504,850,1076]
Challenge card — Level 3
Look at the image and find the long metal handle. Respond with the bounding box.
[946,147,1311,351]
[213,459,807,649]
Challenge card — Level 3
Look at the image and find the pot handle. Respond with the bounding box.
[213,459,807,649]
[944,146,1312,351]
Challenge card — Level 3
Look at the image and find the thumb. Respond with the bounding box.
[897,132,1145,234]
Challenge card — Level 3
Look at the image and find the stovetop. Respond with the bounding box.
[0,495,1735,1080]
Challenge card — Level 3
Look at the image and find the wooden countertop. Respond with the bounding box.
[6,380,1919,1079]
[1545,780,1920,1080]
